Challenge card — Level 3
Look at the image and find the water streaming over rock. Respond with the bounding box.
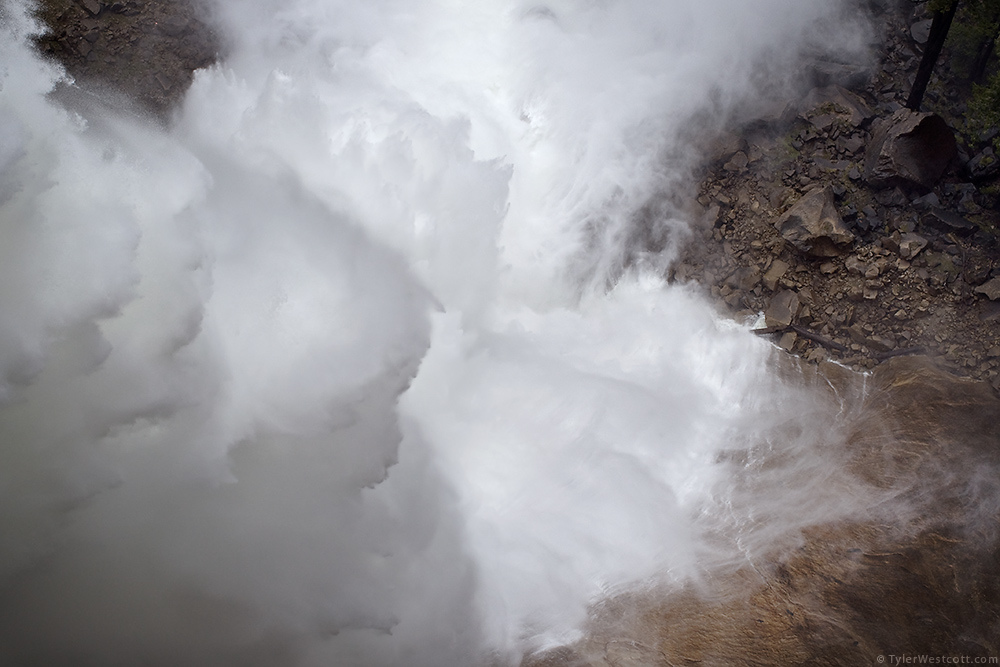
[0,1,893,665]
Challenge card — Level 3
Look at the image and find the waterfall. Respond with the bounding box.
[0,0,873,664]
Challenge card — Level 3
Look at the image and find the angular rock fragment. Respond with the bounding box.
[726,266,761,291]
[968,147,998,180]
[921,207,976,235]
[898,233,928,260]
[910,19,933,44]
[864,109,957,189]
[724,151,749,172]
[763,259,790,291]
[974,277,1000,301]
[774,186,855,257]
[79,0,102,16]
[765,290,800,328]
[845,255,867,275]
[800,85,874,128]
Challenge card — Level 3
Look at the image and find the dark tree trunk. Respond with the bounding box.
[970,21,999,83]
[906,1,960,111]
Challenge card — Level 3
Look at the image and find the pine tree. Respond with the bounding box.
[907,0,960,111]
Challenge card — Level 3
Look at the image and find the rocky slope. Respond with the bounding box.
[673,0,1000,389]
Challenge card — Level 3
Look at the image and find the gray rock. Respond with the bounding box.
[974,277,1000,301]
[724,151,749,172]
[801,85,875,128]
[765,290,800,328]
[912,192,940,209]
[841,135,866,154]
[922,207,976,235]
[763,259,790,291]
[963,253,994,286]
[898,233,928,260]
[880,234,901,254]
[774,186,855,257]
[911,19,933,44]
[845,255,867,275]
[704,131,745,165]
[726,266,761,291]
[864,109,958,189]
[777,331,798,351]
[805,59,872,91]
[968,147,998,179]
[81,0,102,16]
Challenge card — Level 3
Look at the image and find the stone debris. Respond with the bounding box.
[669,5,1000,382]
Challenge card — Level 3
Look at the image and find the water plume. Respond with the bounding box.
[0,0,876,664]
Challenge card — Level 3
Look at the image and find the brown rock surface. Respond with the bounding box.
[32,0,219,117]
[524,357,1000,666]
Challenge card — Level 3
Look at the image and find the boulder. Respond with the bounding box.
[726,266,761,291]
[765,290,800,328]
[774,186,855,257]
[805,58,872,91]
[723,151,749,172]
[762,259,790,291]
[968,147,998,180]
[800,85,874,128]
[80,0,102,16]
[911,19,933,44]
[898,232,928,260]
[921,207,977,235]
[864,109,958,189]
[974,277,1000,301]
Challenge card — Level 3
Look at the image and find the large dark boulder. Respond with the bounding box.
[864,109,958,189]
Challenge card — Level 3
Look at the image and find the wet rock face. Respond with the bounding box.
[864,109,958,190]
[32,0,220,117]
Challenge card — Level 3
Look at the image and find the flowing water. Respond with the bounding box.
[0,0,877,664]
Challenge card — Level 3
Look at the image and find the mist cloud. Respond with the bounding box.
[1,0,872,664]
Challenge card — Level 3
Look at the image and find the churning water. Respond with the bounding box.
[0,0,873,664]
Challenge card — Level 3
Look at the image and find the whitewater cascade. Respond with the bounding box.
[0,0,872,664]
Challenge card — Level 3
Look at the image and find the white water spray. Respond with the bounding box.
[0,0,872,664]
